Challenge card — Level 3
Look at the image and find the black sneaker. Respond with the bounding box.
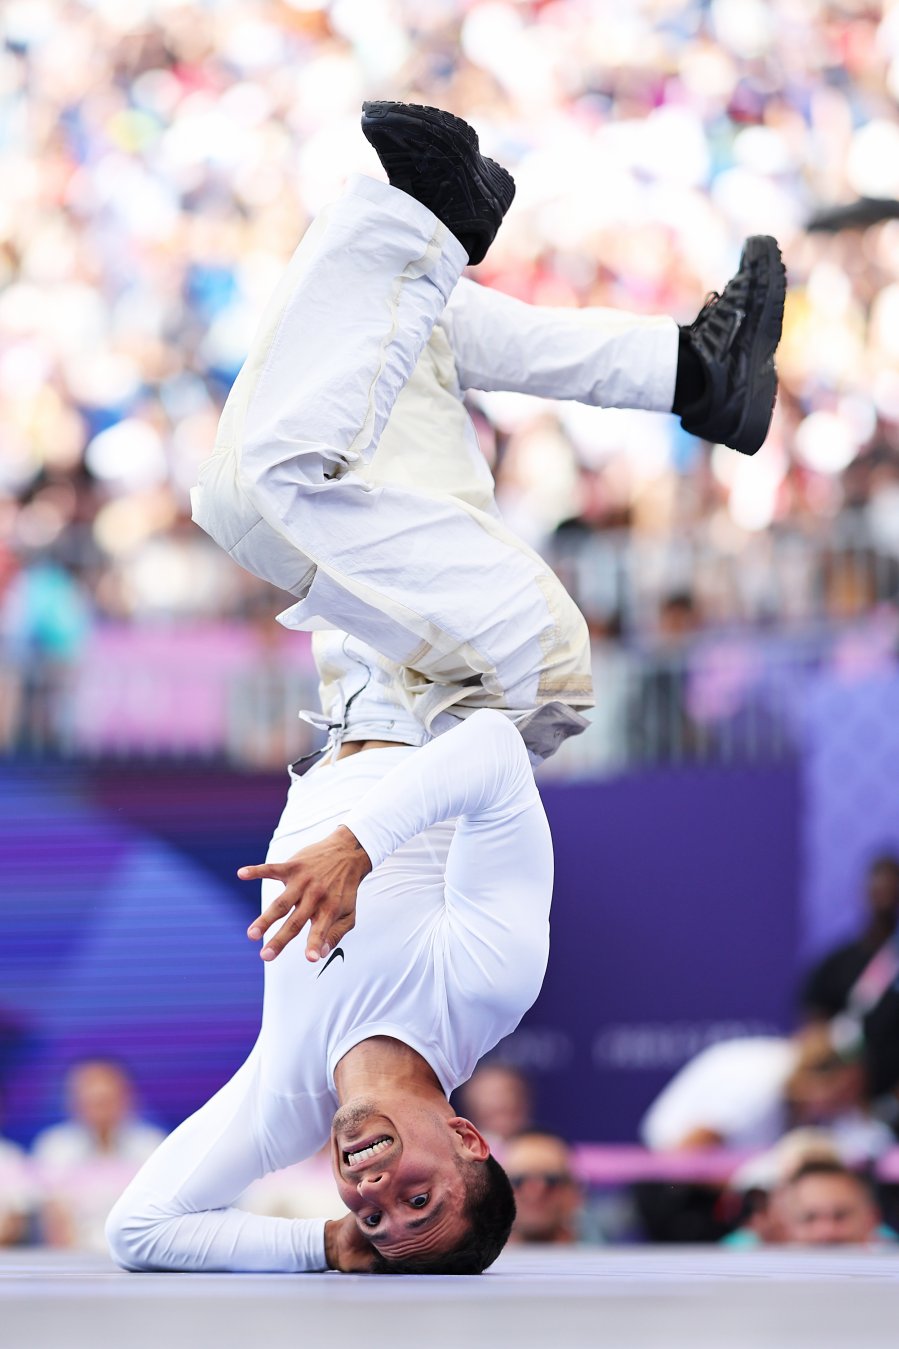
[679,235,786,456]
[361,101,515,265]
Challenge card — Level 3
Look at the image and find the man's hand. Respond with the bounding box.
[324,1214,378,1273]
[239,826,372,963]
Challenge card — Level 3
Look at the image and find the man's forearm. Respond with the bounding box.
[108,1194,329,1273]
[344,709,535,870]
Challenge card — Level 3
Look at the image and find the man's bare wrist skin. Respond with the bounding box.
[335,825,372,876]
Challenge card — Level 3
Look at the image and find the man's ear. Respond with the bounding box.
[448,1116,490,1160]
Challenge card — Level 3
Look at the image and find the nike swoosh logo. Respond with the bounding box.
[317,947,345,978]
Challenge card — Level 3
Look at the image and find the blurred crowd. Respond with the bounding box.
[3,0,899,679]
[3,854,899,1252]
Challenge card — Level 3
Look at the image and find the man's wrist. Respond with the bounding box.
[334,825,372,876]
[323,1218,340,1270]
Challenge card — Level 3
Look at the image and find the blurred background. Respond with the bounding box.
[3,0,899,1251]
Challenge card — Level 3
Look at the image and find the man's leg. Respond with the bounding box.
[442,276,679,413]
[192,172,593,754]
[441,232,785,458]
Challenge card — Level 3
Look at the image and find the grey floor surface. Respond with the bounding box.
[2,1246,899,1349]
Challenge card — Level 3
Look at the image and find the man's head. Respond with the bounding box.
[504,1132,582,1244]
[329,1095,515,1273]
[456,1063,533,1143]
[66,1059,134,1140]
[866,855,899,929]
[781,1161,881,1246]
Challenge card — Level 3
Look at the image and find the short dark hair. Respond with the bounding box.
[869,854,899,879]
[370,1154,516,1275]
[788,1159,876,1202]
[508,1128,572,1148]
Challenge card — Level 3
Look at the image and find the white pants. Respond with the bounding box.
[191,175,678,757]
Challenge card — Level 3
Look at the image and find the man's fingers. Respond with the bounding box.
[306,913,355,964]
[238,862,286,883]
[304,908,340,964]
[247,885,297,942]
[259,905,312,962]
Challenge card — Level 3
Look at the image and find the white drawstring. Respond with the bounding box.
[297,636,375,761]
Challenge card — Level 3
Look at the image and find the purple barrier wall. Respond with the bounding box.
[0,761,800,1146]
[502,767,801,1140]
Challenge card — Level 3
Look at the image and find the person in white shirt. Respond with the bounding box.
[0,1134,33,1247]
[640,1028,894,1159]
[107,101,784,1276]
[33,1059,165,1252]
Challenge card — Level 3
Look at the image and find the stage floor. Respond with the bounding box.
[4,1246,899,1348]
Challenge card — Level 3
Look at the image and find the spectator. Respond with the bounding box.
[0,549,92,749]
[0,1095,34,1246]
[32,1059,165,1252]
[721,1186,790,1249]
[721,1128,844,1248]
[779,1160,895,1248]
[629,590,703,762]
[455,1063,533,1151]
[504,1132,587,1246]
[802,855,899,1023]
[802,855,899,1100]
[640,1028,894,1157]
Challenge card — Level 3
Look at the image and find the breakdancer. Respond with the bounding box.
[106,102,785,1275]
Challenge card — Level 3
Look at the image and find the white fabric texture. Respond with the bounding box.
[32,1121,166,1167]
[191,174,678,756]
[444,277,677,412]
[106,710,552,1272]
[640,1037,797,1151]
[641,1036,898,1158]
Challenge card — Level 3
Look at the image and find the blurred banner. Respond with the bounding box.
[502,766,800,1140]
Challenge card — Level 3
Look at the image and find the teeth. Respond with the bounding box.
[346,1136,392,1166]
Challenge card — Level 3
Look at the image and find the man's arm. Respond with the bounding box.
[344,708,536,871]
[241,710,539,962]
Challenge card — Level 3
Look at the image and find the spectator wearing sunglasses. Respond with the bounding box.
[504,1132,586,1246]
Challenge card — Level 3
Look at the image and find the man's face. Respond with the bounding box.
[788,1029,864,1121]
[786,1174,879,1246]
[461,1067,531,1142]
[791,1063,864,1120]
[68,1063,132,1135]
[867,863,899,924]
[504,1134,581,1243]
[330,1098,487,1261]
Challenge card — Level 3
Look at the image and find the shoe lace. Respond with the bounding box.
[690,285,746,353]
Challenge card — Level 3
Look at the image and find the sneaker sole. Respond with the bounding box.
[361,101,515,262]
[730,236,787,456]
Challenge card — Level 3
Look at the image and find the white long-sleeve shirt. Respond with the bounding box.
[107,710,553,1273]
[259,707,553,1141]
